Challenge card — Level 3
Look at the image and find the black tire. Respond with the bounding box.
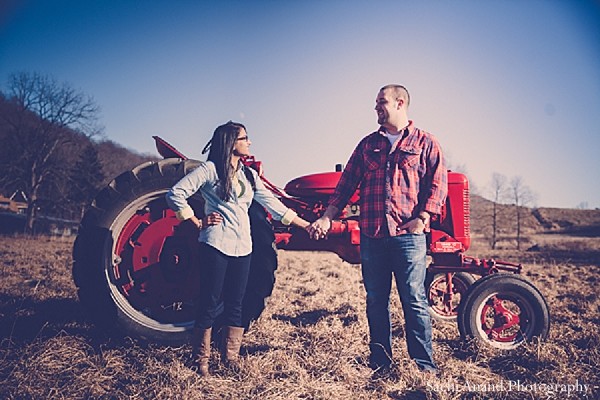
[457,274,550,350]
[242,201,278,330]
[72,158,278,344]
[425,271,476,322]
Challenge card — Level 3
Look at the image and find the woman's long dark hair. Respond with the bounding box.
[202,121,246,201]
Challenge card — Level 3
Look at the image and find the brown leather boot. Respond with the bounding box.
[221,326,244,368]
[191,327,212,376]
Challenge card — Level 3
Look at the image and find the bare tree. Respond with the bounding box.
[487,172,508,249]
[509,176,535,250]
[0,72,101,233]
[69,144,106,220]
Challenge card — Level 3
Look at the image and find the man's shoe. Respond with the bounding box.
[370,363,394,381]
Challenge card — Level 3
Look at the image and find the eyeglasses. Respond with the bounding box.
[236,136,250,142]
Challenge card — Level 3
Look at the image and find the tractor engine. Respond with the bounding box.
[269,168,471,267]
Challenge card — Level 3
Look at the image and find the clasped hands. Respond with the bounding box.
[306,215,428,240]
[306,216,331,240]
[193,211,428,238]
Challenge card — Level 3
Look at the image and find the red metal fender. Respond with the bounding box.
[284,172,359,203]
[153,136,188,160]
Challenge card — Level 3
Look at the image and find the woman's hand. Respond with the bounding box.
[190,212,223,230]
[201,212,223,228]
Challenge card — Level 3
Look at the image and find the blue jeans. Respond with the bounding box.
[195,243,251,329]
[360,233,437,371]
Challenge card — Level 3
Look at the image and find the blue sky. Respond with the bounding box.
[1,0,599,209]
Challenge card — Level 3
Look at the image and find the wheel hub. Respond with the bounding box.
[482,296,523,342]
[112,202,201,323]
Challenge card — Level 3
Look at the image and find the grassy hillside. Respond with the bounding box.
[469,195,600,264]
[470,194,600,235]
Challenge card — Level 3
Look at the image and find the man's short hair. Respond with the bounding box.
[380,84,410,107]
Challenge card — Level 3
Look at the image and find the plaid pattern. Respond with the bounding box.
[328,121,447,238]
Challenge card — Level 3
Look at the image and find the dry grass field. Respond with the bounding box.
[1,232,598,399]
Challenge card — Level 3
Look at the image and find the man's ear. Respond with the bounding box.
[396,98,404,109]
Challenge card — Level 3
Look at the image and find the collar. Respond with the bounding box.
[231,159,242,172]
[378,121,417,153]
[378,120,414,137]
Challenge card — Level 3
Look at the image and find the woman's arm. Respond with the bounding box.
[289,215,310,230]
[165,162,211,221]
[250,168,310,230]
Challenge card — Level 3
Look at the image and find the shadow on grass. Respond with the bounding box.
[545,225,600,237]
[272,308,333,326]
[529,249,600,265]
[272,303,358,327]
[0,295,90,342]
[436,336,560,383]
[436,337,477,362]
[243,343,271,356]
[0,294,139,351]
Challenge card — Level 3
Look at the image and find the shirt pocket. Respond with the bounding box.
[363,148,387,171]
[397,147,421,170]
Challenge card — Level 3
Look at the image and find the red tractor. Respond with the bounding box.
[73,137,550,349]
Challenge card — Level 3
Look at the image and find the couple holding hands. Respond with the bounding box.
[166,84,447,377]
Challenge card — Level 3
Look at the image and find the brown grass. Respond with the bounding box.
[1,235,599,399]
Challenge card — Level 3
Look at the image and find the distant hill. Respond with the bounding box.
[531,207,600,236]
[95,139,158,184]
[470,193,600,237]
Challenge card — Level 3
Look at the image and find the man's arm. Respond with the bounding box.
[422,135,448,216]
[308,141,364,240]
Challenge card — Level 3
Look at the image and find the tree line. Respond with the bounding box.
[0,72,155,234]
[473,172,537,250]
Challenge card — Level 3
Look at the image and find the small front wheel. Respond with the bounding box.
[425,271,475,322]
[457,274,550,350]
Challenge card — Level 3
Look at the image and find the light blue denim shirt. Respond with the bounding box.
[165,161,296,257]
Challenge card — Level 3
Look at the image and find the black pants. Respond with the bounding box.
[194,243,252,329]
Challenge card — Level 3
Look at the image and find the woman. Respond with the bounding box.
[166,121,310,376]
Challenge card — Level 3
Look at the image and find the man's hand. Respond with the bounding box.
[307,205,338,240]
[399,212,430,234]
[307,216,332,240]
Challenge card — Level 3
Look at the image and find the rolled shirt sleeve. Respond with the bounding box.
[175,206,195,221]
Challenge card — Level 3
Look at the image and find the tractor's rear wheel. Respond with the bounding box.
[425,271,475,322]
[72,158,277,344]
[457,274,550,350]
[242,201,278,330]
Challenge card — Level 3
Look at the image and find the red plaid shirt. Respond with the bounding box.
[329,121,447,238]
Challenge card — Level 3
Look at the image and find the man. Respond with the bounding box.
[308,84,447,373]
